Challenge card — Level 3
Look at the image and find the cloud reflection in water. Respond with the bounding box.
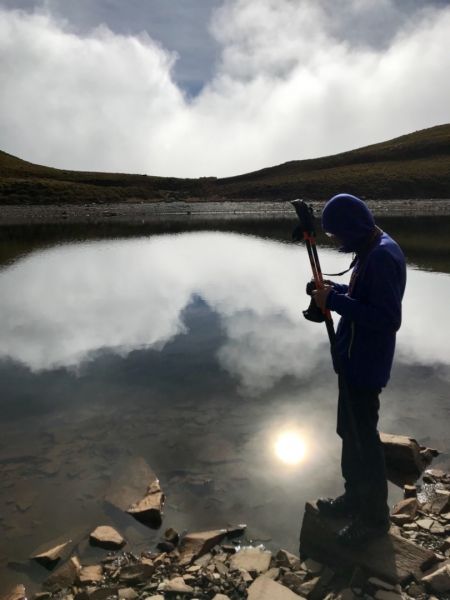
[0,232,449,394]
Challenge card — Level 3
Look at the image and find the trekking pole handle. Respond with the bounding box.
[291,199,331,317]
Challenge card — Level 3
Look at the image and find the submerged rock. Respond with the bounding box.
[105,456,165,528]
[178,529,229,565]
[30,539,72,568]
[126,479,164,528]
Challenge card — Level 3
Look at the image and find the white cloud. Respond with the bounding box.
[0,1,449,176]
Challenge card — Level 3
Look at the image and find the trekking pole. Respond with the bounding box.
[291,199,362,458]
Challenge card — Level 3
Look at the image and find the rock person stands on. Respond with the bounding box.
[311,193,407,546]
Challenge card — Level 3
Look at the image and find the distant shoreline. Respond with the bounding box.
[1,199,450,225]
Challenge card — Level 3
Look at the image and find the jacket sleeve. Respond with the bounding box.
[326,250,403,331]
[331,282,349,294]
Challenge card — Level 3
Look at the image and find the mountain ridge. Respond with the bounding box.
[1,123,449,204]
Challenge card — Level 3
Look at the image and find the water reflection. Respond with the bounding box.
[274,430,307,466]
[0,230,449,593]
[0,232,449,387]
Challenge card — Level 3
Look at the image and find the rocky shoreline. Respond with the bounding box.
[1,199,450,226]
[3,433,450,600]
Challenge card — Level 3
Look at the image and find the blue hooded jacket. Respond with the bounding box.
[322,194,406,389]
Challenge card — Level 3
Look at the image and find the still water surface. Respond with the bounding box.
[0,216,449,592]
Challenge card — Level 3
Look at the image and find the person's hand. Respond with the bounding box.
[306,279,334,296]
[311,285,332,312]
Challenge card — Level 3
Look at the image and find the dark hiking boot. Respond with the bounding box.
[316,494,358,519]
[337,516,390,548]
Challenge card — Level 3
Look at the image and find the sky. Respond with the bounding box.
[1,0,450,177]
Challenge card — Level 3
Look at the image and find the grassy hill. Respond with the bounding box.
[1,124,449,204]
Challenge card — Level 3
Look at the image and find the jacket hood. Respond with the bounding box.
[322,193,375,253]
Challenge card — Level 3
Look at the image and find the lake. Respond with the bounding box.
[0,215,449,593]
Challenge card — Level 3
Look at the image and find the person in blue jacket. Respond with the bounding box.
[310,193,406,546]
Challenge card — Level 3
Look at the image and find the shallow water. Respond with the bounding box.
[0,216,449,592]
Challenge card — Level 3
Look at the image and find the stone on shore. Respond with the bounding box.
[380,433,439,486]
[78,564,103,584]
[390,497,418,525]
[118,563,155,584]
[230,546,272,574]
[44,556,81,590]
[178,529,228,565]
[423,469,450,484]
[117,588,138,600]
[403,484,417,498]
[367,577,396,591]
[158,576,194,593]
[0,585,26,600]
[105,456,164,528]
[374,590,402,600]
[89,525,125,549]
[225,523,247,538]
[163,527,179,545]
[81,587,118,600]
[424,490,450,515]
[421,562,450,593]
[281,572,307,593]
[31,539,72,568]
[276,549,302,570]
[247,575,305,599]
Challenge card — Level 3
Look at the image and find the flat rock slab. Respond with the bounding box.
[299,502,437,585]
[230,546,272,574]
[89,525,125,549]
[247,575,305,599]
[105,456,164,527]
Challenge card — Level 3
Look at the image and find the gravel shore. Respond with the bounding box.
[1,199,450,226]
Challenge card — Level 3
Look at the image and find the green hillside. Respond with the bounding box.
[1,124,449,204]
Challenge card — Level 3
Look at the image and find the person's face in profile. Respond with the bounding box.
[325,231,343,246]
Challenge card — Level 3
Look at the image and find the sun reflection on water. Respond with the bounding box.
[274,430,307,465]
